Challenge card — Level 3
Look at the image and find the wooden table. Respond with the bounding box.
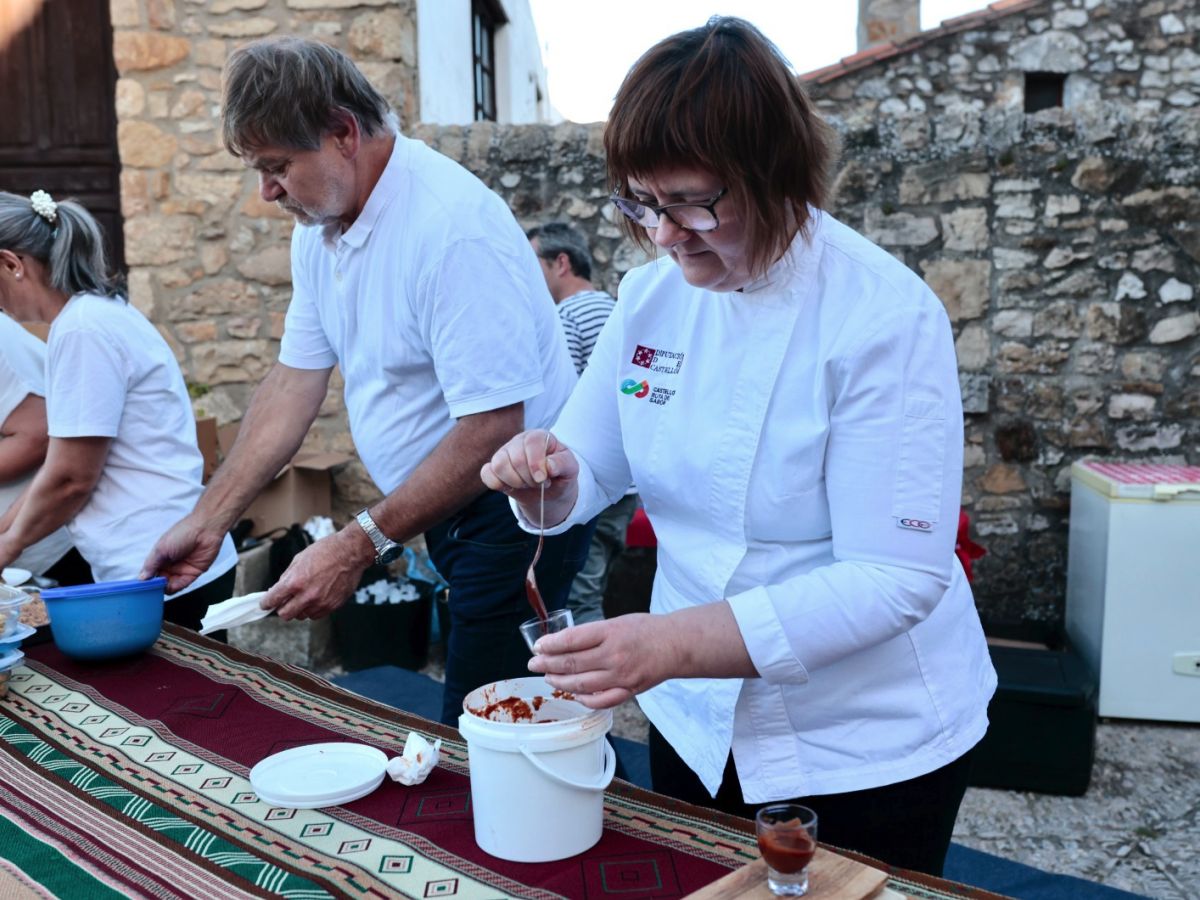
[0,625,1005,899]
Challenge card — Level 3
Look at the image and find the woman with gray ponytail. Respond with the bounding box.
[0,190,238,630]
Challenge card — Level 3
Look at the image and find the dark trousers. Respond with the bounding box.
[648,724,973,876]
[163,566,237,637]
[42,547,95,587]
[425,490,595,724]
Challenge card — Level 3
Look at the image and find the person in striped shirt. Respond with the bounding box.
[528,222,639,624]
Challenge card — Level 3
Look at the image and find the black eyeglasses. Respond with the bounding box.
[610,188,727,232]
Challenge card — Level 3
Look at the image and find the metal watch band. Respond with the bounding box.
[355,508,401,563]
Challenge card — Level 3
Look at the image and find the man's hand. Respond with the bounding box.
[261,525,375,621]
[139,515,227,594]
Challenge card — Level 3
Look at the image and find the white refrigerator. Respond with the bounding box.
[1066,459,1200,722]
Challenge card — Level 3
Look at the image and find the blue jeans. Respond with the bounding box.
[425,490,595,724]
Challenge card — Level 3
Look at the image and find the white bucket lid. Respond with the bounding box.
[249,742,387,809]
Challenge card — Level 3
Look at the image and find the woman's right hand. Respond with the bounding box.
[480,429,579,526]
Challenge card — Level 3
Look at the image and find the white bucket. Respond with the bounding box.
[459,677,615,862]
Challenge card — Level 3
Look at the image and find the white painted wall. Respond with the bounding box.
[415,0,552,125]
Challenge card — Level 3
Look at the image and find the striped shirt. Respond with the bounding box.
[558,289,616,375]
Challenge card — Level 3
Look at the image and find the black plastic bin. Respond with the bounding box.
[970,640,1097,796]
[332,580,433,671]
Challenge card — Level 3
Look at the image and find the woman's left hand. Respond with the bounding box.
[527,613,678,708]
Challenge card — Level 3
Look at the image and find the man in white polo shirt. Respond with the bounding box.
[142,37,591,723]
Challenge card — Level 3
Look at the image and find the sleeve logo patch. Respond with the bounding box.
[897,517,933,532]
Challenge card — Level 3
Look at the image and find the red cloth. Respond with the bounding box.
[955,509,986,583]
[625,507,657,548]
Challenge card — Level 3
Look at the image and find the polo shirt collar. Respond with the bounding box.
[324,133,408,251]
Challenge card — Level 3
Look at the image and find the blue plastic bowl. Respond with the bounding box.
[41,577,167,660]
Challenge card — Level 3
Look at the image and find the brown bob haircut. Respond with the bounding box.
[605,17,837,279]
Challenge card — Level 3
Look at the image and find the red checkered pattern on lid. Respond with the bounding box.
[1080,460,1200,485]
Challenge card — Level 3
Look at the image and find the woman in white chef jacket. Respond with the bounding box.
[0,191,238,629]
[0,313,90,585]
[482,17,996,876]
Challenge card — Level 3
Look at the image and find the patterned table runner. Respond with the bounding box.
[0,627,1002,899]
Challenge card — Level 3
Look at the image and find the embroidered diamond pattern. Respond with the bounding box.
[600,859,665,893]
[101,727,129,738]
[338,838,370,854]
[122,735,151,747]
[301,822,334,838]
[62,703,88,713]
[147,751,176,763]
[265,807,296,821]
[25,683,48,693]
[379,856,413,875]
[41,691,66,700]
[165,691,233,719]
[201,776,231,790]
[232,792,257,804]
[423,879,459,897]
[171,763,201,775]
[82,715,108,725]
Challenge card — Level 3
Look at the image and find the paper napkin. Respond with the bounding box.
[386,731,442,786]
[199,591,271,635]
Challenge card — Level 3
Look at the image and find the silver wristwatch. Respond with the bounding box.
[355,508,403,565]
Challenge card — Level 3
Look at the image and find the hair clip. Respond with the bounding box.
[30,190,58,225]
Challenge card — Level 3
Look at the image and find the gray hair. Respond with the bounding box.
[0,192,123,298]
[222,37,392,156]
[526,221,593,280]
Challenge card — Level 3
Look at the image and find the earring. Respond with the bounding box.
[13,273,21,281]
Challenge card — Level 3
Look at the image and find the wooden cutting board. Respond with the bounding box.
[685,847,890,899]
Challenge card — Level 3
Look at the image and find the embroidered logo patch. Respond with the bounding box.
[631,344,685,375]
[620,378,650,398]
[897,517,933,533]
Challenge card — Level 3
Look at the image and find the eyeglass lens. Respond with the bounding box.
[612,197,719,232]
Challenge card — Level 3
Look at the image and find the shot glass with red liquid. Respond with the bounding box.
[755,804,818,896]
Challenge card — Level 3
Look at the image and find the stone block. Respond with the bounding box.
[113,31,190,72]
[167,277,260,321]
[941,207,988,251]
[237,246,292,285]
[208,17,277,37]
[1108,393,1157,420]
[118,121,179,168]
[899,163,989,204]
[960,373,991,414]
[1157,277,1192,303]
[1148,312,1200,343]
[190,339,275,385]
[863,209,937,247]
[124,215,197,265]
[923,258,990,321]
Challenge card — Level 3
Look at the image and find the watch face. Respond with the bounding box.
[378,545,403,565]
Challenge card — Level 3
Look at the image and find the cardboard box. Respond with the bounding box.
[216,423,352,538]
[195,416,219,483]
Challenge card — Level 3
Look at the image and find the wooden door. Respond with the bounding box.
[0,0,123,269]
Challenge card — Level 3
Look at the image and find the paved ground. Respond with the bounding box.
[608,702,1198,899]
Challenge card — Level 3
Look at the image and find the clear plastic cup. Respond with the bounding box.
[756,804,818,896]
[519,608,574,653]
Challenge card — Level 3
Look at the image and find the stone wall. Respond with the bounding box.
[115,0,1198,626]
[803,0,1199,623]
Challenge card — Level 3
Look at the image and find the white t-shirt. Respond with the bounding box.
[0,314,73,575]
[532,212,996,800]
[279,134,577,495]
[45,294,237,594]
